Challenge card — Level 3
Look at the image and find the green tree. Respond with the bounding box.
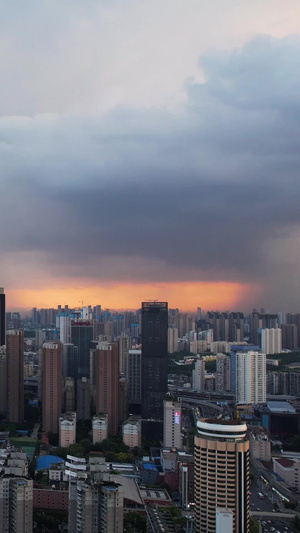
[292,435,300,452]
[105,451,118,463]
[79,439,93,454]
[293,515,300,532]
[116,452,134,463]
[48,431,59,446]
[124,512,146,532]
[67,443,84,457]
[249,517,259,533]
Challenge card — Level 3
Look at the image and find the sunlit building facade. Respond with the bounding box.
[194,418,249,533]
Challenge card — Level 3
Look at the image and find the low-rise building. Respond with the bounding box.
[49,463,65,483]
[64,454,108,482]
[216,508,233,533]
[0,449,29,477]
[139,463,158,485]
[139,487,172,507]
[33,488,68,511]
[272,457,296,486]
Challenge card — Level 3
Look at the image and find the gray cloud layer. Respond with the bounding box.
[1,35,300,310]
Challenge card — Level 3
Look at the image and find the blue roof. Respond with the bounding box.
[143,463,158,471]
[36,455,65,471]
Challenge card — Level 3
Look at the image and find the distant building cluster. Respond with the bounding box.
[2,287,300,531]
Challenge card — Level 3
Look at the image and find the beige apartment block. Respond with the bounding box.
[59,412,76,448]
[123,416,141,449]
[92,414,108,444]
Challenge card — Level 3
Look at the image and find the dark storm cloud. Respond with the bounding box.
[1,35,300,308]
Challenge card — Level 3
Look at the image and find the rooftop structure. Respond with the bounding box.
[266,401,296,413]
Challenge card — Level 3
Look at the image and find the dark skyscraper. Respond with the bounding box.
[71,320,94,379]
[6,330,24,423]
[42,342,62,434]
[62,343,79,383]
[0,288,5,346]
[141,301,168,421]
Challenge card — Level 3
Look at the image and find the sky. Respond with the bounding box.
[1,0,300,312]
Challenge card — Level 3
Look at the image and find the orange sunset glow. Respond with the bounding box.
[7,281,260,311]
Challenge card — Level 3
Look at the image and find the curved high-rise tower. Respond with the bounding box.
[194,418,249,533]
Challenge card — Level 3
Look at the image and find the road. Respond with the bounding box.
[251,456,300,507]
[31,423,40,439]
[250,471,299,533]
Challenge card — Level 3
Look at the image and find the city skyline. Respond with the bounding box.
[1,1,300,312]
[6,281,256,313]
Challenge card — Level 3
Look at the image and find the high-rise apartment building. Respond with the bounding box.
[58,313,71,344]
[0,288,5,346]
[192,358,205,392]
[62,377,75,412]
[163,396,182,449]
[0,345,6,416]
[91,341,119,436]
[228,312,244,342]
[119,375,129,424]
[250,312,279,345]
[236,351,266,405]
[168,326,178,353]
[281,323,298,350]
[126,349,142,408]
[118,335,130,375]
[99,482,124,532]
[42,342,62,434]
[141,301,168,420]
[0,477,33,533]
[178,459,195,510]
[123,416,142,449]
[230,344,259,394]
[194,418,249,533]
[261,328,282,355]
[215,353,231,393]
[6,312,21,331]
[40,308,57,327]
[6,330,24,423]
[77,377,91,421]
[92,414,108,444]
[69,480,123,533]
[206,312,228,342]
[59,412,76,447]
